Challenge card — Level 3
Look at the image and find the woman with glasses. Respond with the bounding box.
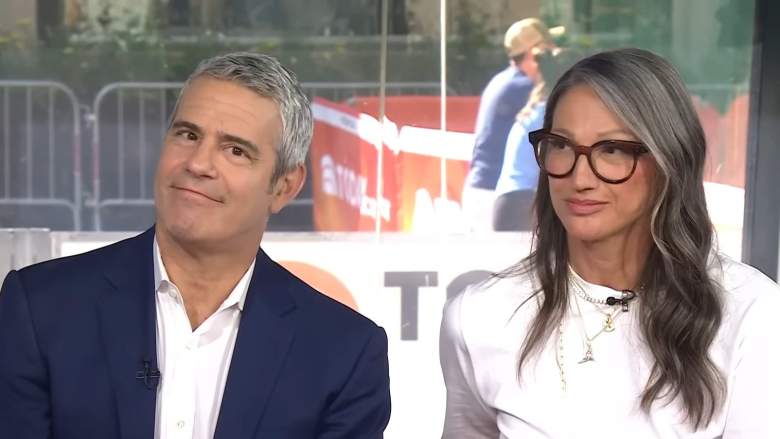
[440,48,780,437]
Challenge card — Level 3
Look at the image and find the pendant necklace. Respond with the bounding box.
[572,291,621,364]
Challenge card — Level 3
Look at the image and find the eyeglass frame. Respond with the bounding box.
[528,129,650,184]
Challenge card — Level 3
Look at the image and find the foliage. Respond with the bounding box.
[0,0,757,109]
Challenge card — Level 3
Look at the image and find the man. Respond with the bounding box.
[461,18,555,232]
[0,53,391,438]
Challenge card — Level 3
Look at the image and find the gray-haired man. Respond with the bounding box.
[0,52,391,439]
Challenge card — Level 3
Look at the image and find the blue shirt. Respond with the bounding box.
[465,66,533,190]
[495,102,545,196]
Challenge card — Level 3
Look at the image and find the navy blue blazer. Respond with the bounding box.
[0,228,391,438]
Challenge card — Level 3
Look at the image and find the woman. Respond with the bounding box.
[493,49,580,231]
[440,48,780,437]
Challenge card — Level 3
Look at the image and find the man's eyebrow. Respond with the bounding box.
[169,120,202,133]
[220,132,261,156]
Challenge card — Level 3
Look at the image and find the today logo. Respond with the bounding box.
[280,260,490,341]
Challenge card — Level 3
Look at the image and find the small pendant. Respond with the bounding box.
[603,314,615,332]
[578,344,595,364]
[620,290,636,312]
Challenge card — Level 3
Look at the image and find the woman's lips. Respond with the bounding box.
[566,198,607,215]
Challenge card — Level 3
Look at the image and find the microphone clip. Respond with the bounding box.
[606,289,637,312]
[136,360,161,390]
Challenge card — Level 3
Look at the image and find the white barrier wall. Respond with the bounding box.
[2,221,744,437]
[0,229,52,275]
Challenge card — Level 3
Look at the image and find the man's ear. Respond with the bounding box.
[269,164,306,214]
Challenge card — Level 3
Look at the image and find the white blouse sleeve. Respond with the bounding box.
[439,290,500,439]
[723,286,780,438]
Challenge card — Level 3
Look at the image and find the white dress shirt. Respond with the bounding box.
[153,240,255,439]
[440,255,780,438]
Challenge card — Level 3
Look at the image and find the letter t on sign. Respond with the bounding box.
[384,271,438,341]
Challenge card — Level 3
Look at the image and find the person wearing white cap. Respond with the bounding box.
[462,18,556,232]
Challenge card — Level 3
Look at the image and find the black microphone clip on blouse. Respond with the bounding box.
[606,289,637,312]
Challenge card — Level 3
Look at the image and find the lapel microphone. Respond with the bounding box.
[136,359,161,390]
[606,289,637,312]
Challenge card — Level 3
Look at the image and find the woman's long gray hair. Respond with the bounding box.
[508,48,725,429]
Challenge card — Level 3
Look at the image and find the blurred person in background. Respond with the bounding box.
[493,47,579,231]
[0,52,390,439]
[461,18,559,232]
[441,48,780,437]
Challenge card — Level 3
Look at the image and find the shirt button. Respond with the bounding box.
[176,420,185,429]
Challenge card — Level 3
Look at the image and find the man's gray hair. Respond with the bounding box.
[180,52,313,183]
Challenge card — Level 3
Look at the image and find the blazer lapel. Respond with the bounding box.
[97,228,159,439]
[214,249,298,439]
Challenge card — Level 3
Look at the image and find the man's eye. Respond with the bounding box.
[230,146,246,157]
[175,130,197,141]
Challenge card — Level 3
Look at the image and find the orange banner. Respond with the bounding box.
[349,95,480,132]
[395,126,473,232]
[311,98,481,232]
[310,98,399,231]
[692,93,749,188]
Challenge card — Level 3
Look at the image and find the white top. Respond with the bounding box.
[440,255,780,438]
[153,240,255,439]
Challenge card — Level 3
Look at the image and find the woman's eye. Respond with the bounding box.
[603,146,618,154]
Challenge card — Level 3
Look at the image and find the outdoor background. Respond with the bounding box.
[0,0,753,236]
[0,1,765,437]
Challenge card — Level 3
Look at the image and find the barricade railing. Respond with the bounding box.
[0,80,82,230]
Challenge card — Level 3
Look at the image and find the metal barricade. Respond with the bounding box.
[0,81,82,230]
[90,81,443,230]
[90,82,181,230]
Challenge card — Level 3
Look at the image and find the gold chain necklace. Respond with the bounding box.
[556,319,567,392]
[572,293,622,363]
[555,294,623,393]
[571,278,619,333]
[556,275,640,391]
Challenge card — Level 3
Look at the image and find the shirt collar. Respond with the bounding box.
[568,264,624,302]
[153,237,255,312]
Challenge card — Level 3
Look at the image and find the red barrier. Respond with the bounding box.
[310,98,400,231]
[348,95,480,132]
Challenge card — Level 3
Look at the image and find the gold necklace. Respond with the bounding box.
[555,295,622,393]
[556,318,567,392]
[571,279,618,332]
[572,293,622,364]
